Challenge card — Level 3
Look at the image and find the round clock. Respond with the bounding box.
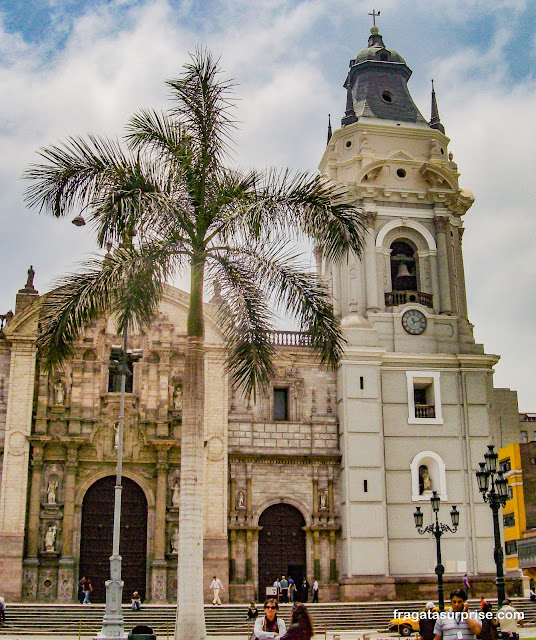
[402,309,427,335]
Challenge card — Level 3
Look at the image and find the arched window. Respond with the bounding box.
[410,451,447,501]
[390,241,417,291]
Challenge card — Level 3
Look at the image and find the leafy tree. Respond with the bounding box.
[24,50,364,640]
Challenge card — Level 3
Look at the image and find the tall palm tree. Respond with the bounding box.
[24,50,365,640]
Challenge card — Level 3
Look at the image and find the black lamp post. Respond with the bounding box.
[476,444,509,605]
[414,491,459,611]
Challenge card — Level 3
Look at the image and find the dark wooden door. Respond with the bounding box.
[79,476,148,603]
[258,504,306,600]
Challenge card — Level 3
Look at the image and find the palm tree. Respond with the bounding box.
[24,50,365,640]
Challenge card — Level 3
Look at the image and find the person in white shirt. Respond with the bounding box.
[497,599,520,640]
[210,575,223,605]
[0,595,5,625]
[312,580,319,603]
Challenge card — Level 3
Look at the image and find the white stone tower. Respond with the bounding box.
[319,24,498,598]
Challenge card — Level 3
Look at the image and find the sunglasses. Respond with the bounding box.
[265,606,277,610]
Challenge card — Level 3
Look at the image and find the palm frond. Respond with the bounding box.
[37,244,170,370]
[207,256,276,399]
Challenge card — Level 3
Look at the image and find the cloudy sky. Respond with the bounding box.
[0,0,534,410]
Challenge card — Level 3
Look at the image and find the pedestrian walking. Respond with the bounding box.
[0,594,6,625]
[312,580,319,603]
[280,576,289,603]
[82,577,92,604]
[280,603,314,640]
[419,602,436,640]
[288,577,295,602]
[77,577,85,604]
[253,598,287,639]
[497,599,520,640]
[131,591,141,611]
[478,601,498,640]
[210,575,223,605]
[463,574,471,597]
[298,578,309,603]
[433,589,482,640]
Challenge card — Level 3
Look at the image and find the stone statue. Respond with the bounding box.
[53,379,65,406]
[319,490,328,510]
[236,489,245,510]
[173,384,182,411]
[47,480,58,504]
[171,480,180,507]
[44,524,57,552]
[171,528,179,554]
[419,465,432,494]
[113,423,119,450]
[26,265,35,288]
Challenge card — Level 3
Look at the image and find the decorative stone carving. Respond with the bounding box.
[206,436,224,462]
[419,465,432,494]
[319,490,328,510]
[171,480,180,507]
[236,490,246,510]
[170,528,179,554]
[44,523,58,552]
[152,568,166,601]
[22,566,38,600]
[47,480,58,505]
[53,378,65,406]
[8,431,26,456]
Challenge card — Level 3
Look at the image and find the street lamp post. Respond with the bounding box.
[414,491,460,611]
[476,444,509,605]
[96,329,142,640]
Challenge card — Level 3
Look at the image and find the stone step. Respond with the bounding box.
[0,600,534,636]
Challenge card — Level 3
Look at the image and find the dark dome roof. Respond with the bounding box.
[352,27,406,65]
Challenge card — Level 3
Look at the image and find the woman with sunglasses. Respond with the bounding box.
[280,603,314,640]
[253,598,287,639]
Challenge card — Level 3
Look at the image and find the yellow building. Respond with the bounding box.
[498,444,526,572]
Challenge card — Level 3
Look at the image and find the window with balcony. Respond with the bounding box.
[505,540,518,556]
[407,371,443,424]
[500,458,511,473]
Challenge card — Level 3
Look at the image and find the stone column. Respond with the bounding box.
[229,529,237,583]
[229,474,236,523]
[246,472,252,524]
[57,442,79,602]
[151,446,169,602]
[455,227,469,319]
[0,339,38,601]
[245,529,253,583]
[364,211,379,312]
[329,530,337,582]
[312,469,319,522]
[313,530,321,580]
[23,442,43,600]
[434,215,452,314]
[327,470,334,522]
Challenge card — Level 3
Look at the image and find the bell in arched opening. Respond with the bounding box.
[390,241,418,291]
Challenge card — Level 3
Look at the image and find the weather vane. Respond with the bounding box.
[368,9,380,27]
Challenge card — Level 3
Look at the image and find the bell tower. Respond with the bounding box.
[320,23,498,599]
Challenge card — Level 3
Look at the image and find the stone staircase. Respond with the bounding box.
[0,599,534,636]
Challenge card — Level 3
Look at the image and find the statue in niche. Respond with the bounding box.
[171,480,180,507]
[47,479,59,504]
[53,379,65,406]
[419,465,432,494]
[319,490,328,510]
[172,383,182,411]
[44,524,57,552]
[236,489,246,510]
[170,528,179,554]
[113,423,119,450]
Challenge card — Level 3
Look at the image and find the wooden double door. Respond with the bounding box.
[258,503,306,600]
[79,476,148,603]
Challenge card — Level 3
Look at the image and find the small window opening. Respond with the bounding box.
[364,479,368,492]
[381,91,393,103]
[360,376,364,390]
[390,240,417,291]
[108,360,134,393]
[345,140,352,148]
[273,388,289,421]
[413,383,435,419]
[396,168,406,178]
[379,52,389,61]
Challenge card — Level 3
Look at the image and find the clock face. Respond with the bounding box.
[402,309,427,335]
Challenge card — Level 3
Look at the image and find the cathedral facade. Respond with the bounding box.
[0,26,506,603]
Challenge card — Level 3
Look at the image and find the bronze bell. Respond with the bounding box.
[396,262,412,279]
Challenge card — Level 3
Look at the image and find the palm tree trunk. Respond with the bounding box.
[175,257,206,640]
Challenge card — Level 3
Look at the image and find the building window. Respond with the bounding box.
[390,240,418,292]
[507,485,513,500]
[533,430,536,442]
[108,360,134,393]
[503,513,515,528]
[505,540,518,556]
[273,388,289,421]
[407,371,443,424]
[521,431,528,443]
[500,458,511,473]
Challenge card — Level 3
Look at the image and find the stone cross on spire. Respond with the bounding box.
[368,9,380,27]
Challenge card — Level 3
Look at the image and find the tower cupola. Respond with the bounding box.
[341,25,427,126]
